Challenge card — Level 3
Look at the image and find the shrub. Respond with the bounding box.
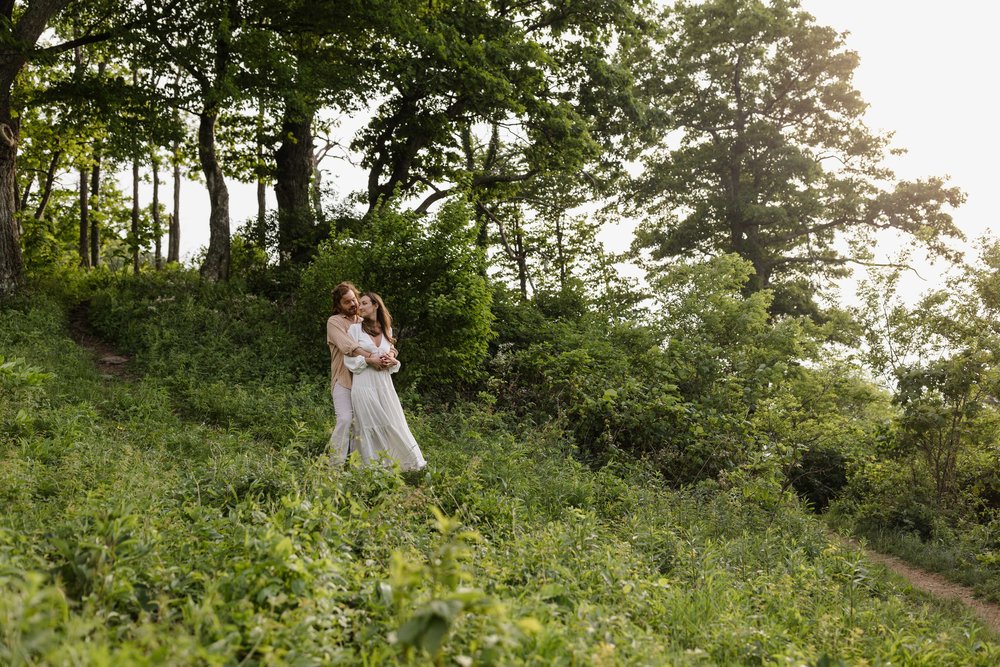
[292,200,493,395]
[490,255,814,486]
[791,445,849,512]
[830,459,941,541]
[88,269,301,385]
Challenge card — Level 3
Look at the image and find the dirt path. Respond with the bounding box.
[837,534,1000,636]
[68,302,131,379]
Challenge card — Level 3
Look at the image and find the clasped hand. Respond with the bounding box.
[367,353,397,370]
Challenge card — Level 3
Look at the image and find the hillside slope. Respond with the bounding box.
[2,290,998,665]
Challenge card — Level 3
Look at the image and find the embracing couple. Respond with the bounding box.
[326,281,426,472]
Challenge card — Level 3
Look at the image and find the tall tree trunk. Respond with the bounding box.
[152,150,161,269]
[255,97,266,247]
[131,153,140,274]
[18,171,32,212]
[78,167,89,267]
[0,0,74,295]
[515,228,527,300]
[90,150,101,266]
[274,99,314,264]
[257,178,266,245]
[90,61,105,267]
[0,116,22,295]
[462,124,490,255]
[168,137,180,263]
[198,109,230,281]
[74,35,88,268]
[33,149,61,221]
[310,147,323,225]
[555,216,565,290]
[131,68,140,274]
[195,0,238,281]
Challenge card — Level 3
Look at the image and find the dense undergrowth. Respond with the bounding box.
[2,274,999,665]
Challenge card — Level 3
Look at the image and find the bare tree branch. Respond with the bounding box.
[774,253,927,279]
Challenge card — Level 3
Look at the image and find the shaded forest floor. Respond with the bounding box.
[68,301,130,379]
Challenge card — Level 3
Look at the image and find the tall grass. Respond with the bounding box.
[1,274,997,664]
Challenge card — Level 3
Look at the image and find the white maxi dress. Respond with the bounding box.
[343,324,426,471]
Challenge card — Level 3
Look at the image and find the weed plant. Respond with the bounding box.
[1,276,998,664]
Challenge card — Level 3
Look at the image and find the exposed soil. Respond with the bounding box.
[838,534,1000,636]
[68,302,130,379]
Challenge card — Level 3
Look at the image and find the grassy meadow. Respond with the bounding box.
[1,275,998,665]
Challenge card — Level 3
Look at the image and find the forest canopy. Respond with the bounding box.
[0,0,965,308]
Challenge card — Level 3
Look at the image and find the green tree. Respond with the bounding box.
[13,27,118,270]
[145,0,247,281]
[894,352,994,503]
[857,241,1000,507]
[630,0,964,316]
[0,0,177,293]
[485,170,616,301]
[1,0,75,294]
[359,0,647,229]
[13,12,184,274]
[246,0,386,264]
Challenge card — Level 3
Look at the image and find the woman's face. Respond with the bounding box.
[358,295,376,319]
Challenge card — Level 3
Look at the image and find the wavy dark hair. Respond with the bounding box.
[331,281,360,315]
[361,291,395,344]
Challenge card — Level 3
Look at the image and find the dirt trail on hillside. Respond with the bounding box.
[836,534,1000,636]
[68,302,130,379]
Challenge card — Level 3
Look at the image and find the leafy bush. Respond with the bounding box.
[959,445,1000,519]
[490,255,815,485]
[292,200,494,395]
[88,268,300,384]
[830,458,941,541]
[791,445,848,512]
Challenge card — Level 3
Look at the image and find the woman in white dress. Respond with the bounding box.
[343,292,426,471]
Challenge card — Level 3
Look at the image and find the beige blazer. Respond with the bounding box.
[327,314,362,390]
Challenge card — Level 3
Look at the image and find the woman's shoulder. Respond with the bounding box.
[347,321,363,334]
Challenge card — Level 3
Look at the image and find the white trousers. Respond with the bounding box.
[329,382,359,465]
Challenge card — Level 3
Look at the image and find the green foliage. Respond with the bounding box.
[81,269,351,451]
[895,351,995,500]
[753,360,893,514]
[791,445,848,512]
[491,254,818,485]
[0,353,53,441]
[88,268,298,383]
[2,285,999,663]
[293,200,494,393]
[355,0,645,213]
[831,458,940,541]
[0,355,53,389]
[629,0,964,314]
[840,245,1000,593]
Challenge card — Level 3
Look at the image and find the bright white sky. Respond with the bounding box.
[803,0,999,297]
[172,1,999,299]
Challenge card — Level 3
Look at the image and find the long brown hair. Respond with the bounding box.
[362,291,395,344]
[331,281,359,315]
